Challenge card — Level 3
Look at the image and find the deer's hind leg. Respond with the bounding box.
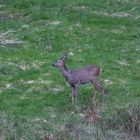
[91,77,104,100]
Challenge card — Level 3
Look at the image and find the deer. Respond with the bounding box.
[52,54,104,103]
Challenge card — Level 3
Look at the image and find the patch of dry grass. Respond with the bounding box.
[0,29,24,47]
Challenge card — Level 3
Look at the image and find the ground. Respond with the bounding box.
[0,0,140,139]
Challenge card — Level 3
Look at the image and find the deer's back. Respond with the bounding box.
[70,65,100,84]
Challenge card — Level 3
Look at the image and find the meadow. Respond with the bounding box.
[0,0,140,139]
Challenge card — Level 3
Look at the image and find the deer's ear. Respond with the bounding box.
[61,55,67,61]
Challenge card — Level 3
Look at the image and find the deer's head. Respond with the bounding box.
[52,55,67,68]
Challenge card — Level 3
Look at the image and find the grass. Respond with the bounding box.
[0,0,140,139]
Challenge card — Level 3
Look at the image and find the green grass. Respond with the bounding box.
[0,0,140,139]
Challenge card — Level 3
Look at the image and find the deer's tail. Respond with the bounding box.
[95,67,102,77]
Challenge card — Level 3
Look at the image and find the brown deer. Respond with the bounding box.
[52,54,104,103]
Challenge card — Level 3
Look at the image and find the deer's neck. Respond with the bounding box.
[59,65,71,81]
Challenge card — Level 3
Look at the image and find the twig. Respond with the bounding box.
[127,7,137,13]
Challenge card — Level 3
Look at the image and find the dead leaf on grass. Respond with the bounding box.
[116,60,129,66]
[93,11,130,17]
[46,20,61,26]
[136,60,140,64]
[104,79,114,85]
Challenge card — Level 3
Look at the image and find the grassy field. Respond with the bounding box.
[0,0,140,139]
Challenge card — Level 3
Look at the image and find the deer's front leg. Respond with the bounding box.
[71,85,79,103]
